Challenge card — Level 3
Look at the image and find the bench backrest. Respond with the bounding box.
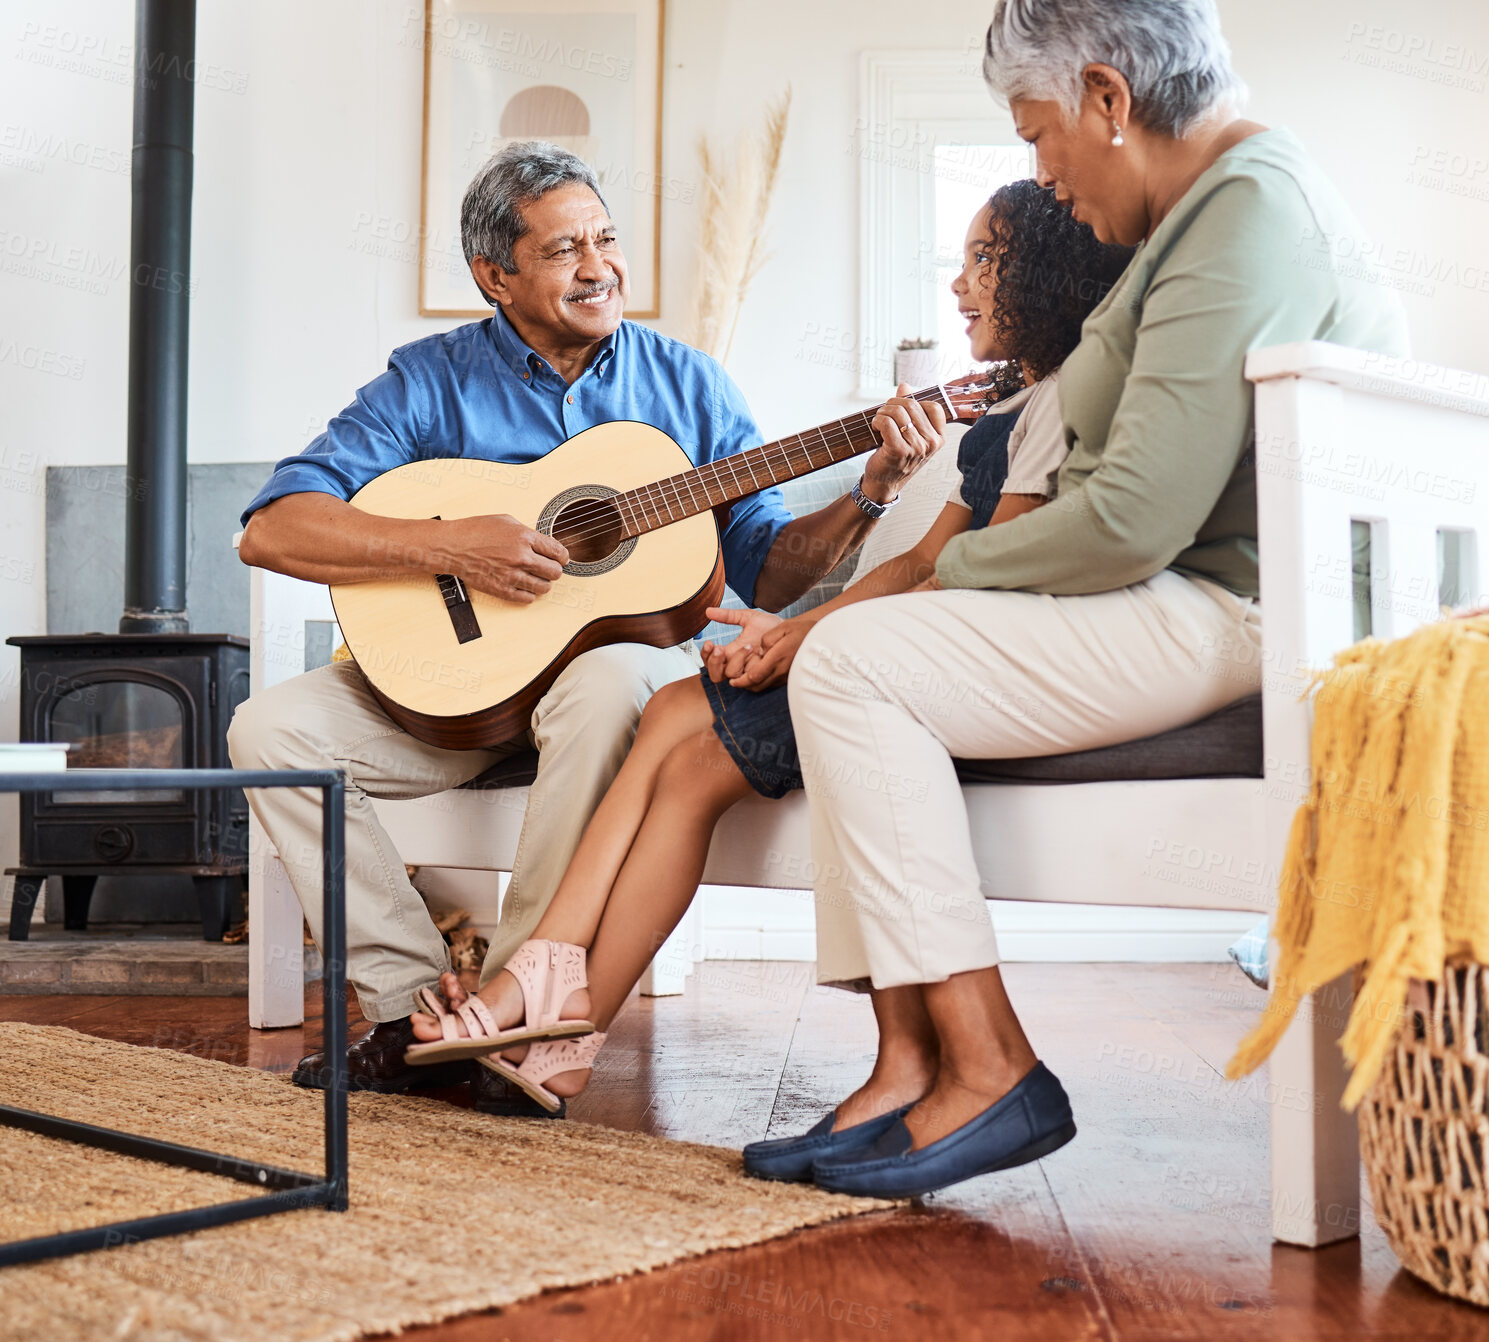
[246,341,1489,763]
[1248,340,1489,813]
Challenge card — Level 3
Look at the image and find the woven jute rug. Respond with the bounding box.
[0,1023,889,1340]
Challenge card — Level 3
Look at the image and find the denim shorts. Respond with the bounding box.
[700,668,803,799]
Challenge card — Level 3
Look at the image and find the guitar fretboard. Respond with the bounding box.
[611,385,954,537]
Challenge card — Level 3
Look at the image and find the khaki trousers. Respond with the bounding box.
[227,642,700,1020]
[787,571,1263,991]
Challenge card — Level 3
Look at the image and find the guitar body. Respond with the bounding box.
[326,376,983,751]
[330,422,724,750]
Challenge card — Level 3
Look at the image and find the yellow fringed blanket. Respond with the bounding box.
[1227,613,1489,1109]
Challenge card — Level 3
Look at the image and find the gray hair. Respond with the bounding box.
[983,0,1247,138]
[460,140,608,297]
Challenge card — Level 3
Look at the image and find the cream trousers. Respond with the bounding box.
[227,641,700,1020]
[787,571,1263,991]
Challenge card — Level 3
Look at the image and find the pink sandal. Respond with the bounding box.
[412,984,451,1025]
[479,1032,607,1114]
[404,940,596,1066]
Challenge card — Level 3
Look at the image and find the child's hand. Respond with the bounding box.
[729,617,810,692]
[702,607,783,683]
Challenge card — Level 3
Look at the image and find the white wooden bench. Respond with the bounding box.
[240,341,1489,1247]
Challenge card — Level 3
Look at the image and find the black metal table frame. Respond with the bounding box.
[0,768,347,1268]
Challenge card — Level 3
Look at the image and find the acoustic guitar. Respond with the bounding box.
[330,377,987,749]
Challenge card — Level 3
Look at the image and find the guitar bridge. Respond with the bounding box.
[430,516,481,644]
[435,572,481,644]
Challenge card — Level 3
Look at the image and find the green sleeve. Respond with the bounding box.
[935,173,1329,595]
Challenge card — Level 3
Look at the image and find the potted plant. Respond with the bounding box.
[893,337,939,389]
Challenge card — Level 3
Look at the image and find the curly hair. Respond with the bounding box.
[977,179,1134,401]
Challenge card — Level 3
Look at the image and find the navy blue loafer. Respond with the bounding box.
[743,1103,914,1183]
[810,1062,1075,1198]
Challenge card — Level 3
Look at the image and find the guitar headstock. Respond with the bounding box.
[913,372,993,423]
[901,371,1010,423]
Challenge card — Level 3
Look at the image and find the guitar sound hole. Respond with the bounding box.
[551,496,626,565]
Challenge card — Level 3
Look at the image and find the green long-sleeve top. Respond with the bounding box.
[935,128,1410,598]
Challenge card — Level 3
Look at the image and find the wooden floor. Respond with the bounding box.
[4,962,1481,1341]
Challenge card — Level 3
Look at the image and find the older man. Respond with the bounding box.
[230,141,941,1109]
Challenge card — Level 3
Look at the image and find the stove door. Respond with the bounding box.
[50,679,186,804]
[24,666,201,868]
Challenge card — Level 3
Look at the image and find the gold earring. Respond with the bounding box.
[1111,119,1125,147]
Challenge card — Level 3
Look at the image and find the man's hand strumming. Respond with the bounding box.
[441,514,570,605]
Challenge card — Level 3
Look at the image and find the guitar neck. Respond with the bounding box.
[614,384,955,537]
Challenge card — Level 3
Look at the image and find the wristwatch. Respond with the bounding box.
[850,475,900,520]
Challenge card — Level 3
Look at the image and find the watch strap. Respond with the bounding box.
[851,476,899,519]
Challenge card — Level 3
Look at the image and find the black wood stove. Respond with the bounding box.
[4,0,247,940]
[5,634,249,939]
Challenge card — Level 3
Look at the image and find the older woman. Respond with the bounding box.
[759,0,1409,1197]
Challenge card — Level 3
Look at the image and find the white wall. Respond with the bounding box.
[4,0,1488,915]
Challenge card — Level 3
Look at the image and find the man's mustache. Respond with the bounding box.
[565,280,619,302]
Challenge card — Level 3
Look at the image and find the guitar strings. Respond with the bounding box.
[553,413,876,536]
[540,388,958,550]
[544,385,965,548]
[542,410,881,547]
[534,385,970,553]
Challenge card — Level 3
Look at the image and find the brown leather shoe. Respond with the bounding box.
[292,1017,473,1093]
[472,1060,567,1119]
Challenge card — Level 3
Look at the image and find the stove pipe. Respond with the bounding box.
[120,0,196,634]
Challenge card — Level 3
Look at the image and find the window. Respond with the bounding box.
[1438,528,1478,611]
[857,53,1031,394]
[931,144,1032,363]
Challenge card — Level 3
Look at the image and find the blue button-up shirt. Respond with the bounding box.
[242,309,792,605]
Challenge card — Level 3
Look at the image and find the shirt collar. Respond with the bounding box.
[490,306,620,385]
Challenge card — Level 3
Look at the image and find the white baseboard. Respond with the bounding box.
[702,927,820,962]
[700,887,1260,964]
[986,903,1261,962]
[412,876,1262,966]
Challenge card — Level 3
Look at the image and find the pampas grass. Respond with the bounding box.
[689,88,792,364]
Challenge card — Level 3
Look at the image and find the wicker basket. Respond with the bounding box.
[1358,960,1489,1306]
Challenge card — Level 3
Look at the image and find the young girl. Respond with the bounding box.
[405,181,1133,1114]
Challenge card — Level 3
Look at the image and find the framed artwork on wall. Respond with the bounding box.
[419,0,666,318]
